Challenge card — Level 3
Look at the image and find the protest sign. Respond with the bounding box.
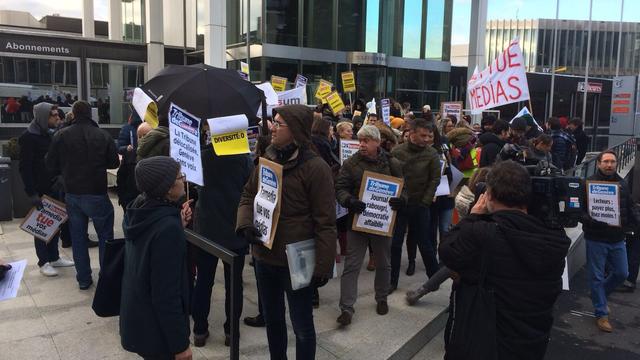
[295,74,308,89]
[257,86,308,117]
[239,61,250,81]
[315,80,333,103]
[19,196,68,243]
[326,91,346,115]
[339,139,359,165]
[169,103,203,186]
[247,126,260,153]
[207,114,250,156]
[256,82,279,108]
[341,71,356,93]
[132,88,158,128]
[352,171,404,237]
[440,101,463,122]
[0,259,26,302]
[254,158,284,249]
[587,181,621,227]
[271,75,288,92]
[380,98,391,125]
[467,38,530,112]
[435,161,450,197]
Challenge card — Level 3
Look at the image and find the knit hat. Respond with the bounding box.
[273,105,314,146]
[135,156,181,198]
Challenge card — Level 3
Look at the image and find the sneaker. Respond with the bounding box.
[376,301,389,315]
[39,263,58,277]
[337,311,352,326]
[406,290,421,306]
[50,257,74,267]
[79,280,93,290]
[193,331,209,347]
[406,261,416,276]
[596,317,613,332]
[243,314,265,327]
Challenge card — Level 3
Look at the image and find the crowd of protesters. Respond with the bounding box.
[8,92,640,360]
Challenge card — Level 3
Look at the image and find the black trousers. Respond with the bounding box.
[627,233,640,284]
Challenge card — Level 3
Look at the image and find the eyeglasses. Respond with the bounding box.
[176,173,186,182]
[273,121,288,129]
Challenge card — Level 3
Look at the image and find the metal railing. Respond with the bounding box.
[184,229,242,360]
[570,137,637,179]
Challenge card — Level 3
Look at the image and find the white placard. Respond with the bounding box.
[0,260,27,302]
[380,98,391,125]
[257,86,308,117]
[295,74,308,89]
[336,202,348,219]
[435,161,450,197]
[587,181,621,227]
[168,103,203,186]
[353,171,404,237]
[253,158,283,249]
[19,196,68,243]
[208,114,248,135]
[339,139,360,165]
[256,82,279,108]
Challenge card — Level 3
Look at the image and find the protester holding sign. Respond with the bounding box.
[236,105,336,359]
[581,150,640,333]
[389,118,442,292]
[335,125,404,326]
[18,102,74,277]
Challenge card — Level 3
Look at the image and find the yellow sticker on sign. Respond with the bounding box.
[207,114,251,156]
[326,91,345,115]
[271,76,287,92]
[341,71,356,93]
[315,80,333,102]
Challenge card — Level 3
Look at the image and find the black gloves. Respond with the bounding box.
[241,226,263,245]
[348,198,367,214]
[29,195,43,210]
[311,275,330,288]
[389,197,406,211]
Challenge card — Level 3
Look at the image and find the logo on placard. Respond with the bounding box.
[261,167,278,188]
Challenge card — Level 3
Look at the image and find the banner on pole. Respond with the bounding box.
[467,38,530,112]
[169,103,203,186]
[257,86,308,116]
[341,71,356,93]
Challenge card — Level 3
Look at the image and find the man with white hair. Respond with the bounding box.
[335,125,405,326]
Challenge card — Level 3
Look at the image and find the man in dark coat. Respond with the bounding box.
[191,148,253,347]
[548,117,576,171]
[116,111,143,212]
[567,117,589,165]
[478,119,510,168]
[440,160,570,360]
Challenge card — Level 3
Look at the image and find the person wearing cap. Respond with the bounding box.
[120,156,192,360]
[236,104,336,359]
[46,100,119,290]
[335,125,405,326]
[18,102,75,277]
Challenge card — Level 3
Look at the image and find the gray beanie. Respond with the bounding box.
[135,156,181,198]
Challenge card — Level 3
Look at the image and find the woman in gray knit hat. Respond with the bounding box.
[120,156,193,360]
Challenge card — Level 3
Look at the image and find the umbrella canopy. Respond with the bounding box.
[138,63,265,125]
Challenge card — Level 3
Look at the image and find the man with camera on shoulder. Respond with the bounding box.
[439,160,570,360]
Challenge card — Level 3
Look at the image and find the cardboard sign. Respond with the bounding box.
[587,181,621,227]
[254,158,284,249]
[207,114,250,156]
[247,126,260,153]
[240,61,250,81]
[295,74,308,89]
[339,139,359,165]
[341,71,356,93]
[169,103,203,186]
[271,75,288,92]
[380,98,391,125]
[19,195,68,243]
[132,88,158,128]
[352,171,404,237]
[440,101,463,122]
[315,80,333,103]
[467,38,530,111]
[326,91,346,115]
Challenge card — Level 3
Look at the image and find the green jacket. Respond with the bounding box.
[335,149,403,224]
[137,126,170,161]
[391,142,441,207]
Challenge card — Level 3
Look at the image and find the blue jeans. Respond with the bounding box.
[391,205,439,286]
[429,197,454,252]
[65,193,114,286]
[586,239,629,317]
[255,260,315,360]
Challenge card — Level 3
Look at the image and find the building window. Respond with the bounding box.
[425,0,445,60]
[402,0,422,59]
[304,0,334,49]
[122,0,145,43]
[265,0,299,46]
[365,0,380,52]
[89,61,145,125]
[338,0,365,51]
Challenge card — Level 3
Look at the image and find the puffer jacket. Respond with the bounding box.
[137,126,170,161]
[391,141,441,206]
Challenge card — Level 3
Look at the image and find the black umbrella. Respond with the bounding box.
[138,63,266,126]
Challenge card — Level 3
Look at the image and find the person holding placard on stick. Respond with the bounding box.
[581,150,640,333]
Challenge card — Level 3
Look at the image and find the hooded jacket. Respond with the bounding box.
[236,105,337,277]
[18,102,55,196]
[478,132,507,168]
[440,211,570,360]
[46,114,119,195]
[120,195,190,357]
[137,126,170,161]
[391,141,441,207]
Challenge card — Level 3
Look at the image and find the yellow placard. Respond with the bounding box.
[271,76,287,92]
[326,91,345,115]
[211,131,250,156]
[241,61,249,75]
[315,80,333,103]
[341,71,356,93]
[144,102,158,128]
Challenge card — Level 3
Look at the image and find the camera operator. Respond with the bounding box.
[581,150,640,332]
[439,160,570,360]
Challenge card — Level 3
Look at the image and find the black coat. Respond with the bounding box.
[18,131,53,196]
[440,211,570,360]
[571,128,589,164]
[46,116,119,195]
[120,195,190,357]
[478,132,506,168]
[195,148,253,252]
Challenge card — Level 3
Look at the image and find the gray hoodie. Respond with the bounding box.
[28,102,54,135]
